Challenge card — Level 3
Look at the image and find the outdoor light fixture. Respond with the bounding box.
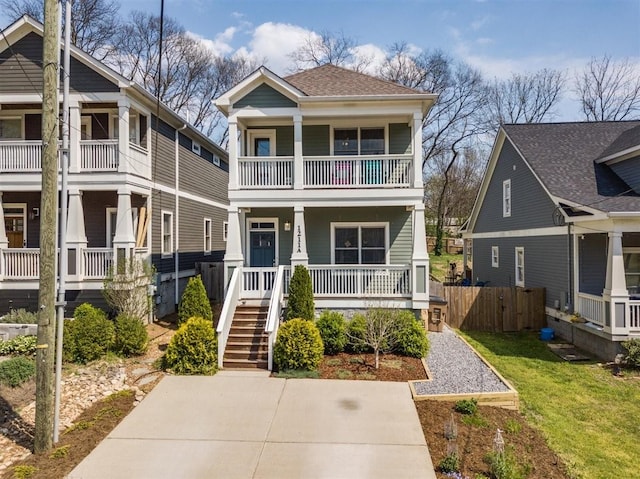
[284,221,291,231]
[29,207,39,220]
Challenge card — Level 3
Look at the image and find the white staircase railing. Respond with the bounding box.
[217,267,241,369]
[266,266,287,371]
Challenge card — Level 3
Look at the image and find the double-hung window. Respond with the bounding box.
[161,211,173,257]
[491,246,499,268]
[515,247,525,287]
[503,179,511,217]
[203,218,212,255]
[333,223,387,265]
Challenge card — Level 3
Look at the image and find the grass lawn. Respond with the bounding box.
[429,252,463,282]
[460,330,640,479]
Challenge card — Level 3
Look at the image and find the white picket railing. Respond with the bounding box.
[242,267,278,298]
[577,292,606,326]
[0,141,44,171]
[308,265,411,297]
[80,140,119,171]
[217,267,242,369]
[304,155,412,188]
[1,249,40,279]
[266,266,287,370]
[238,157,293,188]
[629,300,640,331]
[83,248,114,279]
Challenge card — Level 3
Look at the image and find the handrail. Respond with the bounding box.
[217,267,241,369]
[266,265,287,370]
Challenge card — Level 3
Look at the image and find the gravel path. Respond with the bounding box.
[413,325,510,395]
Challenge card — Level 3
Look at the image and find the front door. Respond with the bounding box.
[3,205,26,248]
[250,231,275,267]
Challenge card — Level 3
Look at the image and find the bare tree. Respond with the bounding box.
[575,55,640,121]
[288,30,372,73]
[1,0,121,61]
[486,69,565,125]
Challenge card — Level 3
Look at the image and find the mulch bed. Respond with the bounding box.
[318,352,427,382]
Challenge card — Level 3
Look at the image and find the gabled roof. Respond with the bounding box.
[284,64,422,97]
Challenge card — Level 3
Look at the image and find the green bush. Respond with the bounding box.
[0,308,38,324]
[64,304,115,364]
[178,276,212,325]
[0,356,36,387]
[622,338,640,367]
[316,311,347,355]
[393,310,430,358]
[346,313,372,353]
[163,316,217,375]
[438,453,460,473]
[485,448,531,479]
[0,335,37,356]
[286,265,315,321]
[274,318,324,371]
[454,398,478,415]
[114,315,149,357]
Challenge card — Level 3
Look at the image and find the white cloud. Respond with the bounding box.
[187,28,236,56]
[476,37,493,46]
[351,43,387,74]
[471,15,491,31]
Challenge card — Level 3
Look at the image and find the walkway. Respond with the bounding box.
[68,371,435,479]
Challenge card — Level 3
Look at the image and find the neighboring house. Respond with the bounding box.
[214,64,437,368]
[463,121,640,360]
[0,16,229,318]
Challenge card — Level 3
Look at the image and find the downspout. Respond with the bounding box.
[175,123,187,306]
[568,222,573,313]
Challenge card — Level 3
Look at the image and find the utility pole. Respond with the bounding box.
[35,0,60,453]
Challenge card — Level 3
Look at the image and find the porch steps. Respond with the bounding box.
[223,305,269,370]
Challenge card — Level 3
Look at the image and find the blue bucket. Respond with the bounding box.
[540,327,554,341]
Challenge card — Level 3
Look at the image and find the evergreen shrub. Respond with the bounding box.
[64,303,115,364]
[393,310,430,358]
[0,335,37,356]
[274,318,324,371]
[178,276,212,325]
[114,315,149,357]
[316,310,347,355]
[0,356,36,387]
[286,265,315,321]
[163,316,217,375]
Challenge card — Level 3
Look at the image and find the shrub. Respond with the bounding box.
[315,311,347,355]
[622,338,640,367]
[393,310,430,358]
[114,315,149,357]
[163,316,217,375]
[11,465,38,479]
[286,265,315,321]
[438,453,460,473]
[274,318,324,371]
[485,448,531,479]
[0,356,36,387]
[346,313,371,353]
[103,257,155,322]
[0,335,37,356]
[454,398,478,415]
[178,276,212,325]
[64,304,115,364]
[0,308,37,324]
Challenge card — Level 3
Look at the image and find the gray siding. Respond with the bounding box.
[234,83,297,108]
[578,233,607,295]
[302,125,330,156]
[178,197,226,270]
[179,143,228,205]
[474,140,558,233]
[151,191,176,274]
[473,235,569,308]
[389,123,412,154]
[0,32,118,94]
[610,156,640,194]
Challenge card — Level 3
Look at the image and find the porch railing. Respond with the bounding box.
[242,267,278,298]
[0,141,44,172]
[83,248,114,279]
[266,266,287,370]
[577,292,606,327]
[630,300,640,331]
[1,249,40,279]
[304,155,412,188]
[80,140,119,171]
[308,265,411,297]
[238,157,293,189]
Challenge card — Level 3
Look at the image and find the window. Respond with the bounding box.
[247,130,276,156]
[332,223,387,264]
[0,118,21,139]
[503,179,511,217]
[491,246,499,268]
[192,141,201,155]
[203,218,212,255]
[213,154,221,166]
[80,116,92,140]
[334,127,385,155]
[161,211,173,256]
[515,247,525,287]
[624,248,640,297]
[223,221,228,241]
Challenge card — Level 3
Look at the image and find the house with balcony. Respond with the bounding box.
[0,16,229,318]
[462,121,640,360]
[214,65,437,368]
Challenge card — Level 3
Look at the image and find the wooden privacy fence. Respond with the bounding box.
[430,281,546,332]
[196,262,224,301]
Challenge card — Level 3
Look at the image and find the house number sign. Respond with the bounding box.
[296,225,302,253]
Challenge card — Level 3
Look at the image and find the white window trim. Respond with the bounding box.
[245,217,279,267]
[330,125,388,155]
[515,246,525,287]
[203,217,212,255]
[106,207,139,248]
[503,179,511,217]
[161,210,174,258]
[192,141,201,155]
[213,154,221,167]
[222,221,228,241]
[247,129,276,156]
[3,203,27,247]
[330,222,390,265]
[491,246,499,268]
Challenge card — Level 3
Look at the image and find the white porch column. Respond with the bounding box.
[603,231,629,334]
[0,193,7,279]
[293,115,303,190]
[69,103,81,173]
[290,205,308,266]
[228,119,238,190]
[118,99,130,174]
[112,188,136,263]
[66,189,87,278]
[412,112,424,189]
[224,206,244,288]
[411,202,429,309]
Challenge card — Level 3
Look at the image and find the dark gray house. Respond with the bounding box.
[0,16,229,318]
[463,121,640,360]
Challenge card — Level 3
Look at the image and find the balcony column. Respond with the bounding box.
[603,230,629,334]
[293,115,303,189]
[117,99,130,174]
[412,202,429,310]
[69,103,81,173]
[290,205,308,267]
[228,119,238,190]
[66,189,87,279]
[112,188,136,265]
[223,206,243,289]
[412,112,424,189]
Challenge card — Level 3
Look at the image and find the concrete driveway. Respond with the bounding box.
[68,371,435,479]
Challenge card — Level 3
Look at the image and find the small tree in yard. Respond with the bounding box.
[349,308,397,369]
[286,265,315,321]
[178,276,212,325]
[103,256,154,322]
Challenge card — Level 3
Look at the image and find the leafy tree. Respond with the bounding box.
[178,276,212,325]
[286,265,315,321]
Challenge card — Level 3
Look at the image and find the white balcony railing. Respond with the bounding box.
[80,140,119,171]
[0,141,44,172]
[629,301,640,331]
[83,248,114,278]
[238,157,293,189]
[1,248,40,279]
[304,155,412,189]
[577,292,606,326]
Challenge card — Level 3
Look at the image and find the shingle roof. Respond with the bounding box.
[284,64,422,97]
[502,121,640,213]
